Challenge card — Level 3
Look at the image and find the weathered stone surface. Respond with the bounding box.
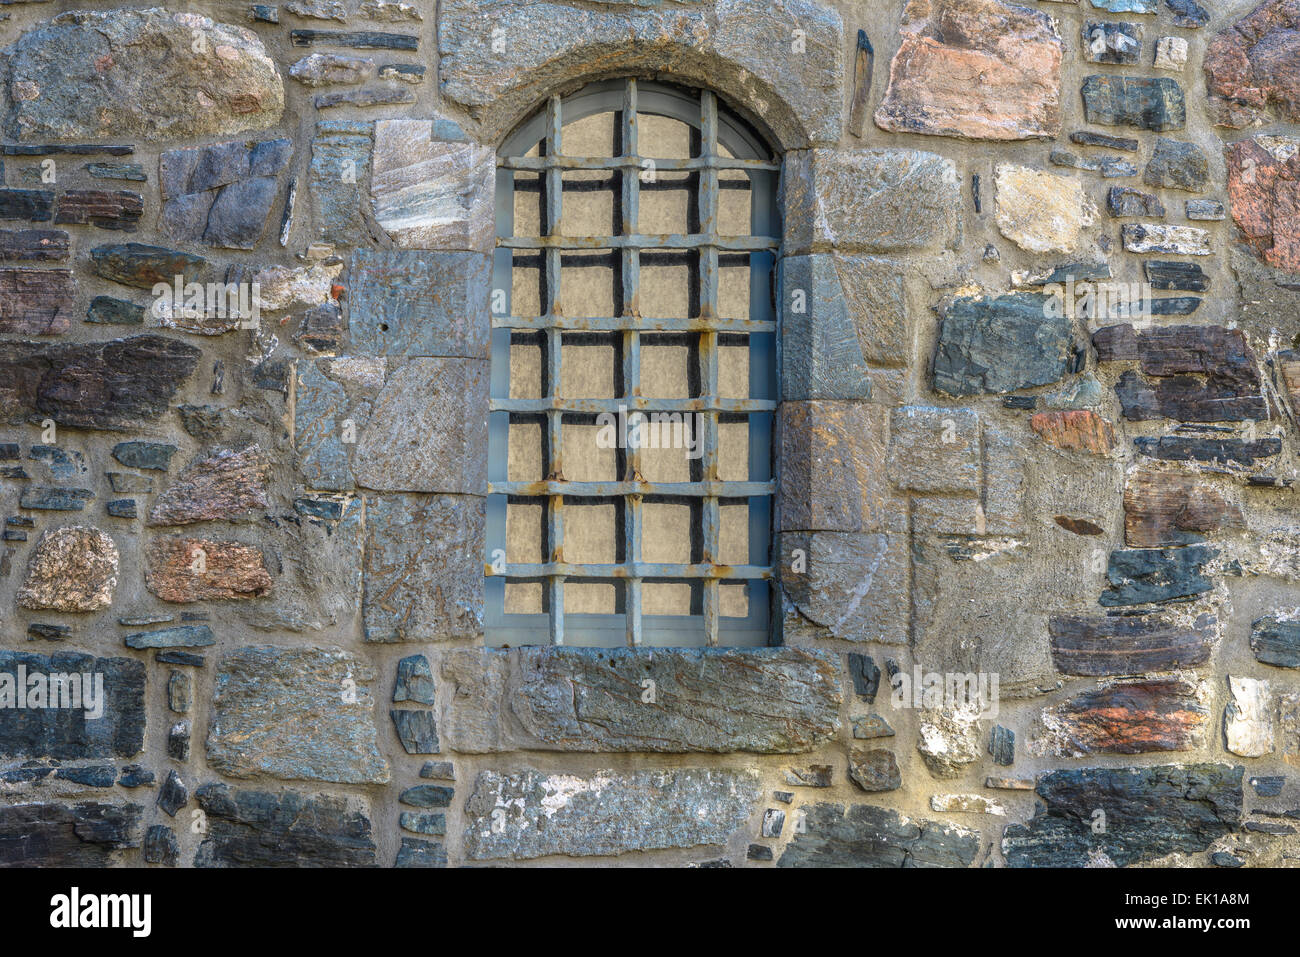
[370,120,493,252]
[8,9,283,142]
[990,725,1015,766]
[854,714,895,739]
[1144,138,1209,191]
[933,294,1073,395]
[1070,130,1140,152]
[0,267,74,335]
[1251,616,1300,668]
[17,526,118,612]
[148,447,270,527]
[1145,260,1210,291]
[1082,75,1185,130]
[112,442,176,471]
[463,768,761,860]
[1107,186,1165,218]
[1124,468,1241,547]
[167,721,191,761]
[782,149,960,254]
[784,765,833,788]
[195,784,376,867]
[0,650,145,759]
[292,356,384,490]
[159,138,292,249]
[1030,410,1115,454]
[85,296,144,325]
[994,164,1097,253]
[1186,199,1225,220]
[400,785,452,808]
[0,803,140,866]
[1121,223,1211,255]
[207,645,390,784]
[85,162,146,182]
[1034,679,1209,755]
[0,189,54,222]
[124,625,214,649]
[1100,545,1217,606]
[1003,764,1242,867]
[848,653,881,702]
[143,824,179,866]
[315,86,416,109]
[1225,676,1274,757]
[782,531,909,643]
[778,802,979,868]
[91,243,208,289]
[918,707,984,779]
[54,190,143,231]
[399,811,445,836]
[1133,435,1281,466]
[1050,612,1215,676]
[290,28,417,49]
[0,228,68,262]
[238,259,341,314]
[145,537,272,603]
[19,487,92,511]
[1155,35,1189,70]
[932,793,1006,815]
[420,761,455,781]
[437,647,841,753]
[348,249,490,357]
[363,493,483,641]
[394,655,436,705]
[875,0,1062,141]
[168,669,192,714]
[1049,149,1137,178]
[1166,0,1208,26]
[1206,0,1300,128]
[888,406,980,493]
[1083,21,1142,64]
[1227,135,1300,274]
[394,838,446,867]
[849,748,902,792]
[309,120,373,247]
[290,52,376,86]
[439,0,843,148]
[781,256,870,400]
[391,709,439,753]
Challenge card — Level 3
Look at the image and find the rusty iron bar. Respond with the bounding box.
[492,313,775,333]
[491,395,776,414]
[500,233,776,251]
[501,155,780,173]
[486,561,772,580]
[544,92,565,646]
[621,78,644,647]
[490,479,775,497]
[699,88,722,648]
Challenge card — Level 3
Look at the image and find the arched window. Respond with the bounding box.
[486,79,779,648]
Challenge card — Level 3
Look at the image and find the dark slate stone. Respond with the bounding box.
[159,139,292,249]
[933,294,1072,396]
[1082,22,1142,64]
[54,190,144,231]
[1186,199,1225,220]
[1002,764,1241,867]
[1211,851,1244,867]
[0,445,19,460]
[990,725,1015,766]
[293,302,342,354]
[1108,186,1165,218]
[0,145,133,157]
[315,87,417,109]
[144,824,179,865]
[1015,262,1112,286]
[26,623,70,640]
[400,785,453,808]
[292,496,345,521]
[847,653,881,702]
[784,766,833,788]
[393,654,435,705]
[167,722,190,762]
[309,121,373,247]
[28,445,82,479]
[0,334,201,431]
[112,441,177,471]
[156,770,188,817]
[1251,617,1300,669]
[1099,546,1217,606]
[194,783,376,867]
[1133,435,1280,465]
[119,765,155,788]
[419,761,455,781]
[106,499,137,518]
[177,404,225,441]
[156,650,205,667]
[85,296,145,325]
[1165,0,1208,28]
[0,189,54,222]
[19,486,92,511]
[55,764,115,787]
[3,527,28,540]
[847,748,902,792]
[1070,130,1139,152]
[399,811,446,836]
[380,64,426,82]
[85,163,147,182]
[90,243,208,289]
[1252,776,1285,797]
[0,228,69,262]
[1050,612,1215,675]
[1150,297,1201,316]
[123,625,215,649]
[778,802,979,868]
[391,709,439,754]
[1144,261,1209,291]
[290,29,418,49]
[394,837,446,868]
[1082,75,1186,131]
[747,843,774,861]
[1143,138,1209,192]
[2,467,29,481]
[1049,149,1137,177]
[0,802,140,866]
[853,713,896,739]
[251,4,279,23]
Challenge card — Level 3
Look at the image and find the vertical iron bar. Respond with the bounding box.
[699,90,721,647]
[620,78,643,647]
[545,94,566,646]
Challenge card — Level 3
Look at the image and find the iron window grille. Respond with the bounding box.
[486,78,780,648]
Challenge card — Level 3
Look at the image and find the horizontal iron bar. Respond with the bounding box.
[491,396,776,414]
[492,313,775,333]
[485,562,773,579]
[500,234,777,252]
[489,479,774,497]
[501,155,779,173]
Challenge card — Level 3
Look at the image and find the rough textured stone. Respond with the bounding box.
[54,189,144,231]
[1227,135,1300,274]
[0,803,140,866]
[148,447,270,526]
[7,9,283,142]
[143,824,179,866]
[1034,678,1209,755]
[1002,764,1242,867]
[195,784,376,867]
[1030,410,1116,454]
[309,120,374,247]
[932,793,1006,815]
[990,725,1015,766]
[439,0,843,148]
[292,356,383,490]
[207,645,390,784]
[1155,35,1188,70]
[1082,74,1185,130]
[145,537,272,603]
[394,838,446,867]
[777,802,979,868]
[290,52,376,86]
[363,493,483,641]
[1050,612,1215,676]
[391,709,440,754]
[1166,0,1208,26]
[159,138,292,249]
[0,650,145,759]
[91,243,209,290]
[933,294,1073,396]
[888,406,980,493]
[1144,138,1209,191]
[875,0,1062,141]
[437,647,840,753]
[854,714,896,739]
[156,770,187,817]
[918,707,984,779]
[124,625,215,649]
[0,189,54,222]
[0,267,75,335]
[1083,21,1142,64]
[0,228,68,262]
[1225,676,1274,758]
[1251,616,1300,668]
[1124,468,1241,547]
[348,249,490,357]
[112,442,177,471]
[1133,435,1281,466]
[782,149,960,254]
[1100,545,1217,606]
[994,164,1097,253]
[1121,223,1211,255]
[394,654,436,705]
[1206,0,1300,128]
[782,531,909,643]
[463,768,760,860]
[1145,260,1211,291]
[85,296,144,326]
[849,747,902,792]
[17,526,118,612]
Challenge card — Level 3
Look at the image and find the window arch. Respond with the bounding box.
[486,78,780,648]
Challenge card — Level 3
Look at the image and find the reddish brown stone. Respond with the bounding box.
[874,0,1063,141]
[54,190,144,231]
[17,526,119,612]
[147,446,270,527]
[1226,136,1300,274]
[145,537,272,603]
[0,267,74,335]
[1123,468,1243,548]
[1205,0,1300,129]
[1054,516,1103,536]
[1030,410,1115,454]
[1037,679,1208,755]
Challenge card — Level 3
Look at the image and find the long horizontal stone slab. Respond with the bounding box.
[437,647,841,753]
[1049,612,1215,676]
[777,802,979,867]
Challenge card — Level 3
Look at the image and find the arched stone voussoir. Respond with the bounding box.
[437,0,845,152]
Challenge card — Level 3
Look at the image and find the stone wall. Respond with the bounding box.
[0,0,1297,868]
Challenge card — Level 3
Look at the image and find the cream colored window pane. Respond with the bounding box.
[560,330,616,398]
[558,251,616,320]
[638,113,692,160]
